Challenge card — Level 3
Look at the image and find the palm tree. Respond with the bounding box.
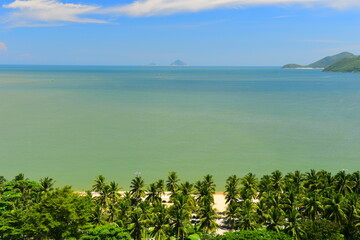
[166,172,179,196]
[169,194,192,240]
[255,198,268,226]
[146,182,162,205]
[324,194,347,225]
[266,207,284,232]
[108,181,119,201]
[198,202,219,233]
[195,175,216,207]
[259,175,272,198]
[225,175,240,205]
[128,208,147,240]
[92,175,110,209]
[282,190,298,213]
[39,177,54,193]
[240,173,258,201]
[130,176,145,205]
[116,194,132,227]
[317,170,333,189]
[91,205,106,226]
[302,192,323,222]
[284,171,303,194]
[179,181,194,196]
[270,170,283,194]
[92,175,106,192]
[150,203,170,240]
[345,193,360,226]
[284,209,305,240]
[155,179,165,196]
[352,171,360,194]
[334,171,354,195]
[225,201,239,230]
[236,199,257,230]
[304,169,319,192]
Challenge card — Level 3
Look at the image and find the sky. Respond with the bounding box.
[0,0,359,66]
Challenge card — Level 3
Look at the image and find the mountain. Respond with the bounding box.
[171,59,187,66]
[282,52,355,69]
[307,52,355,68]
[323,56,360,73]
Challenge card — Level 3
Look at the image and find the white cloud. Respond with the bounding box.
[0,42,7,52]
[1,0,360,27]
[2,0,107,27]
[301,39,339,43]
[104,0,360,17]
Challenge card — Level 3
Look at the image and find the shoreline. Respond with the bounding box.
[77,191,227,212]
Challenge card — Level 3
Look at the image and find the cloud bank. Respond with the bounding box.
[2,0,106,27]
[105,0,360,16]
[1,0,360,27]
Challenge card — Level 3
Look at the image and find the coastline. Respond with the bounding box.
[283,67,324,69]
[77,191,227,212]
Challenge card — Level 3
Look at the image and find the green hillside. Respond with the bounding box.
[324,56,360,72]
[307,52,355,68]
[282,63,303,69]
[282,52,355,69]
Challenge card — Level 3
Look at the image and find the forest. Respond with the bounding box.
[0,169,359,240]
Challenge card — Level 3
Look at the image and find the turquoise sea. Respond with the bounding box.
[1,66,360,190]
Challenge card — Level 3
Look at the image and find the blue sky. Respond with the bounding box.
[0,0,359,66]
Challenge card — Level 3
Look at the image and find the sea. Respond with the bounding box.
[1,66,360,190]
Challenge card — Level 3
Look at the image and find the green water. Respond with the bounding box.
[1,66,360,190]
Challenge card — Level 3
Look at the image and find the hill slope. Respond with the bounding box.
[307,52,355,68]
[323,56,360,73]
[282,52,355,69]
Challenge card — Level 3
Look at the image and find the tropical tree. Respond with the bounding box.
[167,172,179,196]
[169,194,192,240]
[198,202,218,233]
[284,209,305,240]
[150,203,170,240]
[130,176,145,205]
[240,173,258,201]
[236,199,257,231]
[302,192,323,222]
[324,194,347,225]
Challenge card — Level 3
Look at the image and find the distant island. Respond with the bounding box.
[283,52,360,73]
[170,59,188,66]
[283,52,355,69]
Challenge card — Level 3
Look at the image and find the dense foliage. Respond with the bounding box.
[1,170,360,239]
[324,56,360,73]
[211,230,292,240]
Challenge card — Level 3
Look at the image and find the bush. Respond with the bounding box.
[300,220,344,240]
[210,230,293,240]
[80,225,131,240]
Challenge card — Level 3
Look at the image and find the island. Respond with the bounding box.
[170,59,188,66]
[282,52,355,69]
[324,56,360,73]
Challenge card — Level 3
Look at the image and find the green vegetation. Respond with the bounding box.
[282,52,355,69]
[324,56,360,73]
[211,230,293,240]
[282,64,303,69]
[1,170,360,239]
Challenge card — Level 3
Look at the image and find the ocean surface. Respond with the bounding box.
[1,66,360,190]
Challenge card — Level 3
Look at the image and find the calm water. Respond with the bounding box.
[1,66,360,190]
